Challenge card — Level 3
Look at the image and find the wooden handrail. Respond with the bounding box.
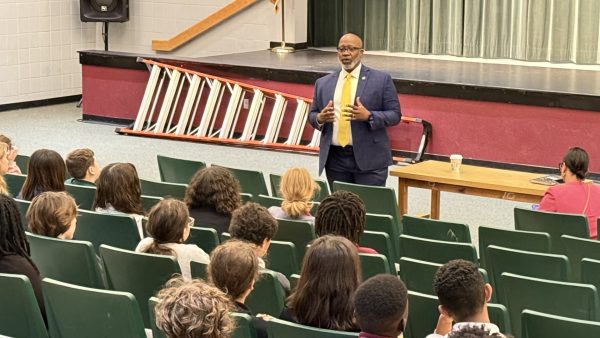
[152,0,259,52]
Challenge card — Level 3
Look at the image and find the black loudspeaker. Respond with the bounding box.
[80,0,129,22]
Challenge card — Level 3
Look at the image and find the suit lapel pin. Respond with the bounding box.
[361,76,366,80]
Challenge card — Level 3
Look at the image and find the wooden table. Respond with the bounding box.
[389,160,550,219]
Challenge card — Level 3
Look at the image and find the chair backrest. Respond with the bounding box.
[65,183,96,210]
[99,245,181,328]
[478,226,551,269]
[333,181,402,232]
[266,317,358,338]
[43,278,146,338]
[140,179,187,199]
[190,260,208,280]
[14,197,31,229]
[273,218,315,266]
[404,290,439,338]
[186,226,220,254]
[266,240,299,277]
[398,234,478,264]
[15,154,30,174]
[5,173,26,197]
[359,253,391,280]
[74,209,141,253]
[27,232,105,289]
[240,192,254,203]
[0,273,48,338]
[487,302,512,335]
[359,230,396,271]
[217,165,269,197]
[522,309,600,338]
[561,235,600,282]
[289,274,300,290]
[514,207,589,253]
[500,272,600,337]
[245,269,285,317]
[365,213,401,262]
[269,173,330,202]
[148,297,167,338]
[582,258,600,294]
[232,312,257,338]
[402,215,471,243]
[157,154,206,184]
[486,245,569,300]
[141,194,163,212]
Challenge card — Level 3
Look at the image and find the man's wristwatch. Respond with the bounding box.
[368,113,374,123]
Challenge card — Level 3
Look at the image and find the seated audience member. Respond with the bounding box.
[0,135,21,174]
[185,167,241,234]
[539,147,600,239]
[268,167,319,222]
[154,276,234,338]
[354,274,408,338]
[0,142,9,195]
[427,260,506,338]
[281,235,362,332]
[92,163,145,238]
[0,194,45,318]
[27,191,77,239]
[208,240,268,338]
[136,199,209,279]
[315,190,376,253]
[19,149,66,201]
[65,148,100,186]
[448,325,511,338]
[229,202,290,292]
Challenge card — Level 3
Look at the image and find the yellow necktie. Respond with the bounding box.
[338,73,352,147]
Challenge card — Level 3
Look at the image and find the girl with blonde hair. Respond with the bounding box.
[269,168,319,222]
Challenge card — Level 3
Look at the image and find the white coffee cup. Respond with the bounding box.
[450,154,463,173]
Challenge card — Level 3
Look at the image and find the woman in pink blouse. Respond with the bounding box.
[539,147,600,239]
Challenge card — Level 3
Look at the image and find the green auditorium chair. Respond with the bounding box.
[5,172,26,196]
[273,218,315,266]
[561,235,600,282]
[240,192,253,203]
[582,258,600,293]
[359,253,392,280]
[269,173,330,202]
[398,234,478,264]
[186,226,220,254]
[157,154,206,184]
[478,226,551,269]
[74,210,141,253]
[499,272,600,337]
[486,245,569,301]
[402,215,471,243]
[404,290,439,338]
[514,207,589,253]
[360,230,395,271]
[14,197,31,229]
[365,213,401,262]
[232,312,257,338]
[266,240,299,277]
[140,178,187,199]
[15,154,30,174]
[267,317,358,338]
[27,233,105,289]
[488,303,512,335]
[149,297,167,338]
[289,274,300,290]
[215,165,269,197]
[43,278,146,337]
[65,183,96,210]
[245,269,285,317]
[522,309,600,338]
[141,194,163,212]
[0,273,48,338]
[333,181,402,232]
[100,245,180,328]
[190,260,208,280]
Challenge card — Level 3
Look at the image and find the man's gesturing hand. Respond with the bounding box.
[342,97,371,121]
[316,100,336,124]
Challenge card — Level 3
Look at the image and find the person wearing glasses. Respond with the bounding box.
[539,147,600,239]
[308,33,401,188]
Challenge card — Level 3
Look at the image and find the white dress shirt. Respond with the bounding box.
[331,63,362,146]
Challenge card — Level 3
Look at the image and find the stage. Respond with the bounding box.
[79,49,600,174]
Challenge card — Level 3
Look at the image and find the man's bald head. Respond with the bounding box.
[338,33,363,48]
[337,33,364,71]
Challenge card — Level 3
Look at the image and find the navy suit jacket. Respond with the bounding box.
[308,65,401,175]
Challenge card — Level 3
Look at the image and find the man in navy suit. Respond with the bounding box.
[308,33,401,188]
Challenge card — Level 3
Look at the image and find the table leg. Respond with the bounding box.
[398,178,408,216]
[430,189,440,219]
